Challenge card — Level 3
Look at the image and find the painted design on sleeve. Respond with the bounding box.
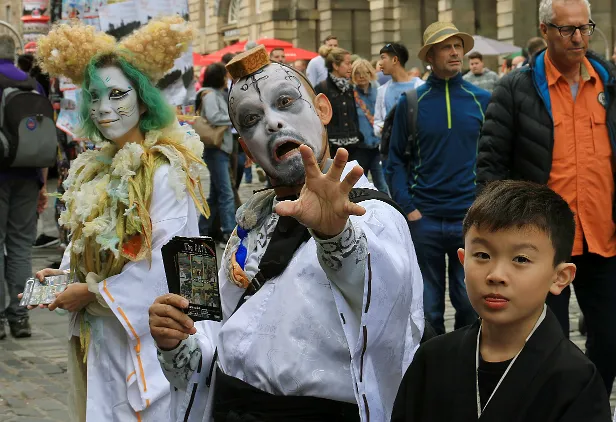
[317,223,368,271]
[157,341,202,385]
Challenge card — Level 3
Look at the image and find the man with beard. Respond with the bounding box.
[149,45,424,422]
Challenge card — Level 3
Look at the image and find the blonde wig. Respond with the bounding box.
[37,15,194,85]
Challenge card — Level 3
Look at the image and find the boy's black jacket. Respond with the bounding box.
[391,307,612,422]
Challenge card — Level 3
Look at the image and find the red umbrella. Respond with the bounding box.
[254,38,294,48]
[193,39,316,67]
[282,47,318,62]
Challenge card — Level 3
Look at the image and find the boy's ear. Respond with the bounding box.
[549,263,576,296]
[457,248,466,266]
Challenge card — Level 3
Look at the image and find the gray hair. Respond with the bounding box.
[244,41,258,51]
[0,35,16,60]
[539,0,591,24]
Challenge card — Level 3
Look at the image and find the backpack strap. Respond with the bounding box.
[404,88,419,170]
[231,188,405,315]
[0,73,37,92]
[348,187,406,219]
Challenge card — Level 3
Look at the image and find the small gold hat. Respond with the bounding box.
[226,45,271,80]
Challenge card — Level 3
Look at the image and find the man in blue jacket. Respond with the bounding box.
[388,22,491,334]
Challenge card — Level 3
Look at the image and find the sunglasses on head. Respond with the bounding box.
[384,43,400,57]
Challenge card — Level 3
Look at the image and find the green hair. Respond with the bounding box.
[79,53,176,142]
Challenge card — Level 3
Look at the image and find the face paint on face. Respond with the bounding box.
[229,64,326,186]
[88,66,141,143]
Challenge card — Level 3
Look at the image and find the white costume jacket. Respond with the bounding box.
[162,165,425,422]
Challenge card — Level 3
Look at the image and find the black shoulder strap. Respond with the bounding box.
[348,187,406,219]
[232,188,405,313]
[404,88,419,167]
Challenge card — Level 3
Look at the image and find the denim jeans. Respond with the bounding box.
[236,151,252,188]
[0,179,39,323]
[409,215,476,334]
[354,148,389,195]
[199,148,236,236]
[546,252,616,394]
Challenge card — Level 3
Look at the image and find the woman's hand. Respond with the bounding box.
[149,294,197,351]
[48,283,96,312]
[18,268,67,310]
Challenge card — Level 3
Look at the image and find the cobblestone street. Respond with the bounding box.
[0,172,615,420]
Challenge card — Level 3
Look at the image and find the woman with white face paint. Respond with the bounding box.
[28,18,209,422]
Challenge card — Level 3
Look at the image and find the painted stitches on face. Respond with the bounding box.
[229,63,325,186]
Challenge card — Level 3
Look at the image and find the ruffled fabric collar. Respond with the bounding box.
[59,122,207,264]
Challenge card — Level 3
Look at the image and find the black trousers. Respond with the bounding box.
[546,251,616,395]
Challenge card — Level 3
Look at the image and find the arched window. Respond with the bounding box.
[227,0,241,24]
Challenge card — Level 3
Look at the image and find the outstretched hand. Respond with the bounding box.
[275,145,366,238]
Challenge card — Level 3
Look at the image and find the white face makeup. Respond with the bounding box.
[229,64,326,186]
[88,66,140,142]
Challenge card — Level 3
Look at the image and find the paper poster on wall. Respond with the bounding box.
[61,0,85,19]
[56,88,83,138]
[98,0,139,37]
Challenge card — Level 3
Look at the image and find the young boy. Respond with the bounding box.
[391,180,613,421]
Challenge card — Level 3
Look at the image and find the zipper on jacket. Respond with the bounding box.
[445,79,452,129]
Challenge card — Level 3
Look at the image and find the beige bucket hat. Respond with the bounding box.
[418,22,474,62]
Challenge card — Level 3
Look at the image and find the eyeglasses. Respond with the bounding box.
[546,21,595,37]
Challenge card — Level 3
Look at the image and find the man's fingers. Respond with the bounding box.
[344,202,366,217]
[327,147,349,182]
[274,200,300,219]
[48,300,58,311]
[154,293,189,309]
[299,145,321,180]
[150,315,194,335]
[151,327,189,342]
[340,164,364,193]
[150,303,194,329]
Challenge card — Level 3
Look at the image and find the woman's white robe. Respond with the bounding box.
[61,164,200,422]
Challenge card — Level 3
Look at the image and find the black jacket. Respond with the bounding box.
[391,308,612,421]
[477,50,616,219]
[315,75,362,145]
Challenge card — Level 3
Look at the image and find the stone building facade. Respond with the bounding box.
[189,0,616,68]
[0,0,23,46]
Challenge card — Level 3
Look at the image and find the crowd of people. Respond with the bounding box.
[0,0,615,421]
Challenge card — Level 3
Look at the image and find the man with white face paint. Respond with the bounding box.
[151,45,425,422]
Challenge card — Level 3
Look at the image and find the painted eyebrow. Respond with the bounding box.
[470,237,539,252]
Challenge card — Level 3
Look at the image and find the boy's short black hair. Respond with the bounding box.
[380,42,409,67]
[463,181,575,266]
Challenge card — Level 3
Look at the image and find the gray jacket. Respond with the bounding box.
[199,88,233,154]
